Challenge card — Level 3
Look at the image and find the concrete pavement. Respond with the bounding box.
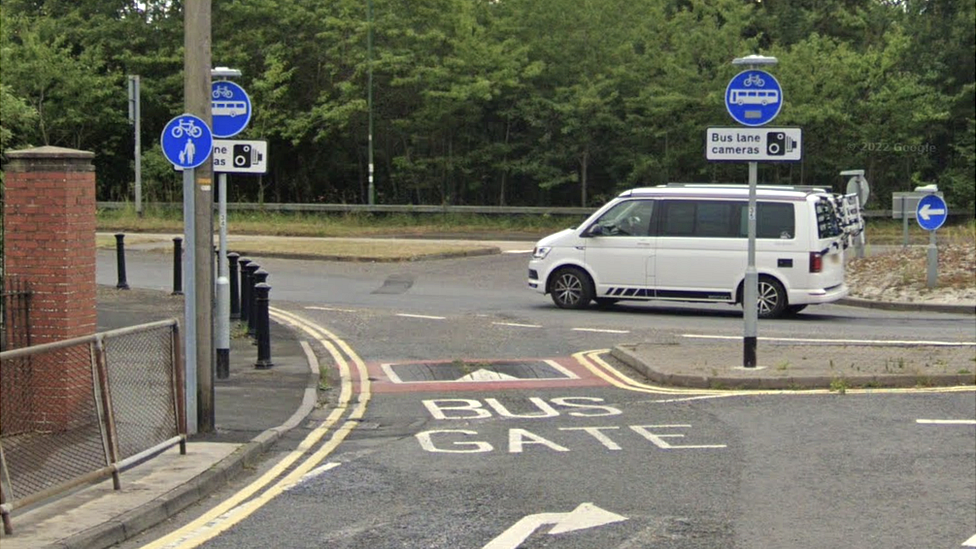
[1,240,973,549]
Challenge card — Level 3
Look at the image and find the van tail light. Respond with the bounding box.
[809,251,823,273]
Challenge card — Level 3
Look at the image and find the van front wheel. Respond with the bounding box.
[550,267,593,309]
[756,277,788,319]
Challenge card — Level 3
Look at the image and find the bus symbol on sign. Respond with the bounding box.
[211,80,252,138]
[725,70,783,127]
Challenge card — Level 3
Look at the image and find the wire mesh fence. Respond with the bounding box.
[0,319,185,535]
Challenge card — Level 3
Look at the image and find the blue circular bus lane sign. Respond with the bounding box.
[725,70,783,127]
[161,114,213,169]
[211,80,252,138]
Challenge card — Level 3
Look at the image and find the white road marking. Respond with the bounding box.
[963,532,976,547]
[492,321,542,328]
[573,327,630,334]
[502,249,532,254]
[483,503,627,549]
[682,334,976,346]
[916,419,976,425]
[396,313,446,320]
[544,359,580,380]
[305,305,358,313]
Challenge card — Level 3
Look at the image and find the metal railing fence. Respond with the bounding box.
[1,276,31,352]
[0,319,185,535]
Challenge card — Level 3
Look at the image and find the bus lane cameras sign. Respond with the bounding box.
[706,127,802,162]
[415,396,727,454]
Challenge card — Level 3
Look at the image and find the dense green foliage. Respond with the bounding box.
[2,0,973,211]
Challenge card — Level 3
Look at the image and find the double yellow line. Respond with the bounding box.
[141,308,370,549]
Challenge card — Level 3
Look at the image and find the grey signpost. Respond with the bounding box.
[724,54,785,368]
[161,113,213,432]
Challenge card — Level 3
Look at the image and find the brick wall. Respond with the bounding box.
[3,146,97,429]
[3,146,97,344]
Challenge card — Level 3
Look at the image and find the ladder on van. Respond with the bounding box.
[834,192,866,251]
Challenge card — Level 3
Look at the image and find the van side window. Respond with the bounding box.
[747,203,795,239]
[590,199,654,237]
[660,200,737,237]
[659,200,795,239]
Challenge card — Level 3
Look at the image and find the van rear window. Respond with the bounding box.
[815,198,843,238]
[658,200,794,239]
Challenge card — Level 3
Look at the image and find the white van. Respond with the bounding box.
[527,184,863,318]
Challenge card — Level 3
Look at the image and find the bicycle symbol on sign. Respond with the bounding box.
[212,85,234,99]
[742,73,766,87]
[171,118,203,139]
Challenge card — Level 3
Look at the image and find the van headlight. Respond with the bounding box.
[532,246,552,260]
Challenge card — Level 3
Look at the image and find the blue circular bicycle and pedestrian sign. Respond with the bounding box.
[211,80,252,138]
[725,70,783,127]
[160,114,213,169]
[916,194,948,231]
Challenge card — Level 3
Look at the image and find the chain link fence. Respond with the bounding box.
[0,319,185,535]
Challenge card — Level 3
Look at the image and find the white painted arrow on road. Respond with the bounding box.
[483,503,627,549]
[919,203,946,220]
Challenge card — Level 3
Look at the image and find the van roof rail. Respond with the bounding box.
[662,183,829,192]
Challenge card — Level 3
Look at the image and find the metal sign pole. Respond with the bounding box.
[743,161,758,367]
[216,172,230,378]
[182,167,197,433]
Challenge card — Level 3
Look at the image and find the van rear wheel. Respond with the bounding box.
[550,267,593,309]
[756,277,788,319]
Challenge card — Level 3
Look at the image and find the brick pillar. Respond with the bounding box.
[3,146,98,431]
[3,146,97,343]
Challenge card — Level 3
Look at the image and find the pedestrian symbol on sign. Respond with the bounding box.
[160,114,212,169]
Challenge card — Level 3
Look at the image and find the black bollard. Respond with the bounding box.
[250,269,269,339]
[254,282,274,369]
[243,262,260,334]
[228,252,241,320]
[172,237,183,295]
[114,233,130,290]
[238,258,254,325]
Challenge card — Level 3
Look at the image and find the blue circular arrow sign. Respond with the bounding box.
[160,114,213,169]
[725,70,783,127]
[916,194,948,231]
[211,80,252,138]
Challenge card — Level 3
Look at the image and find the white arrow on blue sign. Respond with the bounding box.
[211,80,252,138]
[916,194,948,231]
[160,114,213,169]
[725,70,783,127]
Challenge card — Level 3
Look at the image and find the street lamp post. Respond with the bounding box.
[367,0,375,205]
[731,54,778,368]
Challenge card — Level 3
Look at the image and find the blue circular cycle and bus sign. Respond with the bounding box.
[725,70,783,127]
[160,114,213,169]
[211,80,252,138]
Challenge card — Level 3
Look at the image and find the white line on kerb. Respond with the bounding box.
[396,313,446,320]
[916,419,976,425]
[573,328,630,334]
[682,334,975,347]
[493,322,542,328]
